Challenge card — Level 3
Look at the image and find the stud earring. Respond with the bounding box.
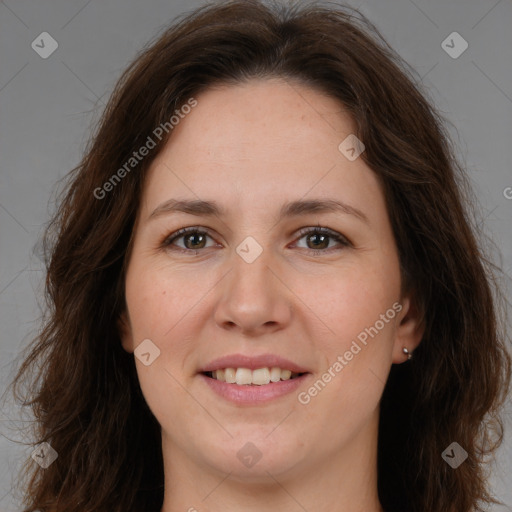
[402,347,412,360]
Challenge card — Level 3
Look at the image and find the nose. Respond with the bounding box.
[213,247,292,336]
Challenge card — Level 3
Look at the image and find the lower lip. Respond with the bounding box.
[199,373,310,405]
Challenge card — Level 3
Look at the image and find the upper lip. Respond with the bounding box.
[199,353,310,373]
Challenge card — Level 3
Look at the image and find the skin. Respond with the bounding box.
[119,78,424,512]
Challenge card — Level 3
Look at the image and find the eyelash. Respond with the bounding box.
[161,225,351,256]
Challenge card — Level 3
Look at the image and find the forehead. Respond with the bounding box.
[141,78,383,220]
[161,78,354,163]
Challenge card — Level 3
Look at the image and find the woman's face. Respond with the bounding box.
[120,78,422,482]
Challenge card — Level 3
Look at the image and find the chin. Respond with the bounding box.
[204,433,306,480]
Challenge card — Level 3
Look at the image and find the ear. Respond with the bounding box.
[117,310,135,353]
[392,293,425,364]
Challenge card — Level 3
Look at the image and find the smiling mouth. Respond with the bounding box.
[202,367,308,386]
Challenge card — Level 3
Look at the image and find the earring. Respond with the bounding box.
[402,347,412,360]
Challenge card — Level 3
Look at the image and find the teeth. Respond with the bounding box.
[235,368,252,385]
[252,368,270,385]
[270,367,281,382]
[280,369,292,380]
[224,368,236,384]
[209,367,302,385]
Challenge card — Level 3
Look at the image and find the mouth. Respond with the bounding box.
[198,354,311,404]
[202,367,308,386]
[199,367,311,405]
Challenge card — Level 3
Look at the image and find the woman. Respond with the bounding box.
[9,1,511,511]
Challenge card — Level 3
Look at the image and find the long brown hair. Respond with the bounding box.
[7,1,510,511]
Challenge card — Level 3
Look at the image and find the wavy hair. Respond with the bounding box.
[7,1,511,511]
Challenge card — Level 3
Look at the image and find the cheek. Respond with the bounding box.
[294,257,400,342]
[124,264,206,413]
[296,269,399,436]
[125,261,209,340]
[293,261,400,429]
[124,265,205,433]
[304,261,399,415]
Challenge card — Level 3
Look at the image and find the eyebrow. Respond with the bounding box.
[148,198,369,224]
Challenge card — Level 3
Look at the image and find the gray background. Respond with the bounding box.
[1,0,511,510]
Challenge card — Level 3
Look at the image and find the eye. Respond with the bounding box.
[161,225,351,255]
[161,227,218,253]
[292,226,351,254]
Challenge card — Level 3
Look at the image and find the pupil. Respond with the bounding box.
[308,233,328,249]
[185,233,205,249]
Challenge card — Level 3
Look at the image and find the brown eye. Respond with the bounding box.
[294,227,350,254]
[162,227,216,252]
[305,232,330,250]
[182,232,207,249]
